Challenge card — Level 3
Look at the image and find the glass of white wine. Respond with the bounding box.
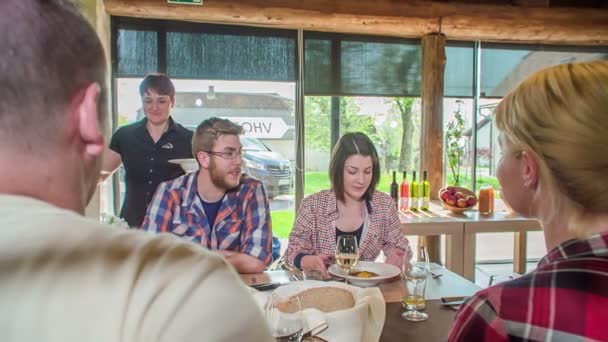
[265,293,303,342]
[336,235,359,284]
[401,245,430,322]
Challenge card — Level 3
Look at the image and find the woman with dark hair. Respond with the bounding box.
[102,73,193,227]
[285,132,410,276]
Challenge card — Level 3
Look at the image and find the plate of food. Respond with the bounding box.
[328,261,401,287]
[169,158,199,173]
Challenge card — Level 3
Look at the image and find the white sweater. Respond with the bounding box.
[0,194,272,342]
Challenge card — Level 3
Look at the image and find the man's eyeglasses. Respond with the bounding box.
[204,150,244,160]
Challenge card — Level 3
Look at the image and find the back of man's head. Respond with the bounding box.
[0,0,107,153]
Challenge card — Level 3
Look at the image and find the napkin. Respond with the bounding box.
[251,280,386,342]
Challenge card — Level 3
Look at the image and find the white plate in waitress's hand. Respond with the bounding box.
[169,158,199,173]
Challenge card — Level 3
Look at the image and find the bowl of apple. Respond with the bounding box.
[439,186,477,213]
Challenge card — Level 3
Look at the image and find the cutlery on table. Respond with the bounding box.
[440,296,469,306]
[430,271,443,278]
[249,282,285,291]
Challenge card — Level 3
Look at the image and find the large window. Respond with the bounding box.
[444,42,608,265]
[109,18,297,237]
[304,96,422,196]
[444,42,608,197]
[109,21,425,238]
[443,42,475,191]
[109,17,607,245]
[478,44,607,201]
[303,33,422,197]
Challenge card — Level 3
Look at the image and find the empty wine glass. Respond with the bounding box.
[265,293,303,341]
[335,235,359,284]
[401,245,430,322]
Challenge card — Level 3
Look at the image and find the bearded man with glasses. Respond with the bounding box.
[142,117,273,273]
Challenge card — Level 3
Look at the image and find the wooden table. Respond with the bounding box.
[400,201,541,281]
[458,210,541,281]
[400,209,465,276]
[241,265,480,342]
[379,266,481,342]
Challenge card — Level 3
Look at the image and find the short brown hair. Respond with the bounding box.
[139,73,176,102]
[192,117,244,157]
[329,132,380,202]
[0,0,107,150]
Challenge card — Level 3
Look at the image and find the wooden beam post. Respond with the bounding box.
[420,33,446,201]
[418,33,446,264]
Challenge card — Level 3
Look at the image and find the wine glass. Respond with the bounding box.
[336,235,359,284]
[265,293,303,342]
[401,245,430,322]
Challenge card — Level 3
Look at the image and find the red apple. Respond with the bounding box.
[457,198,468,208]
[446,196,458,206]
[455,191,466,200]
[446,186,456,195]
[466,196,477,207]
[440,190,451,201]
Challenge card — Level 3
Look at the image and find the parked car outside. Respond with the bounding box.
[239,136,293,198]
[165,128,294,199]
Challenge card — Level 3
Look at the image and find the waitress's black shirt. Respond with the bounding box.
[109,117,193,227]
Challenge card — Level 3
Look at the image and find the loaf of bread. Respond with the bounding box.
[278,287,355,313]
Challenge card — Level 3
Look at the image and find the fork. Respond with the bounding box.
[302,322,329,340]
[430,271,443,278]
[416,265,443,278]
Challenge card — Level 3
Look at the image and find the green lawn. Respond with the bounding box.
[446,173,501,196]
[271,172,394,238]
[302,171,392,195]
[302,171,329,194]
[270,210,295,238]
[271,171,501,238]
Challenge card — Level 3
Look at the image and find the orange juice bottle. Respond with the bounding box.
[478,185,494,214]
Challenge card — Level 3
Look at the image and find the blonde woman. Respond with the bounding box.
[449,60,608,341]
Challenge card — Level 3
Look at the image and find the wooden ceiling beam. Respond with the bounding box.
[103,0,608,45]
[512,0,551,7]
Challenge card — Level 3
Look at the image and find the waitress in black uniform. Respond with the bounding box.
[102,74,193,227]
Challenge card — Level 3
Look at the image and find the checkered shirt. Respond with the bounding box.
[141,172,272,265]
[284,189,409,267]
[449,231,608,342]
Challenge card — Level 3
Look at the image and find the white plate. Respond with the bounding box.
[328,261,401,287]
[169,158,199,173]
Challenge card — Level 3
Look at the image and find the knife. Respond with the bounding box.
[249,282,284,291]
[440,296,469,306]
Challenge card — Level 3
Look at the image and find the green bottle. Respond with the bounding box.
[390,171,399,209]
[410,171,419,211]
[421,171,430,211]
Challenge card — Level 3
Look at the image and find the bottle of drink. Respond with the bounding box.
[390,171,399,209]
[478,184,495,214]
[421,171,430,211]
[400,171,409,212]
[410,171,419,211]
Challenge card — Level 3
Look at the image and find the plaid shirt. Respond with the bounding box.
[449,231,608,342]
[141,172,272,265]
[284,189,409,267]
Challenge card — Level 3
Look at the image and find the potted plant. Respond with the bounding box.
[445,100,466,186]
